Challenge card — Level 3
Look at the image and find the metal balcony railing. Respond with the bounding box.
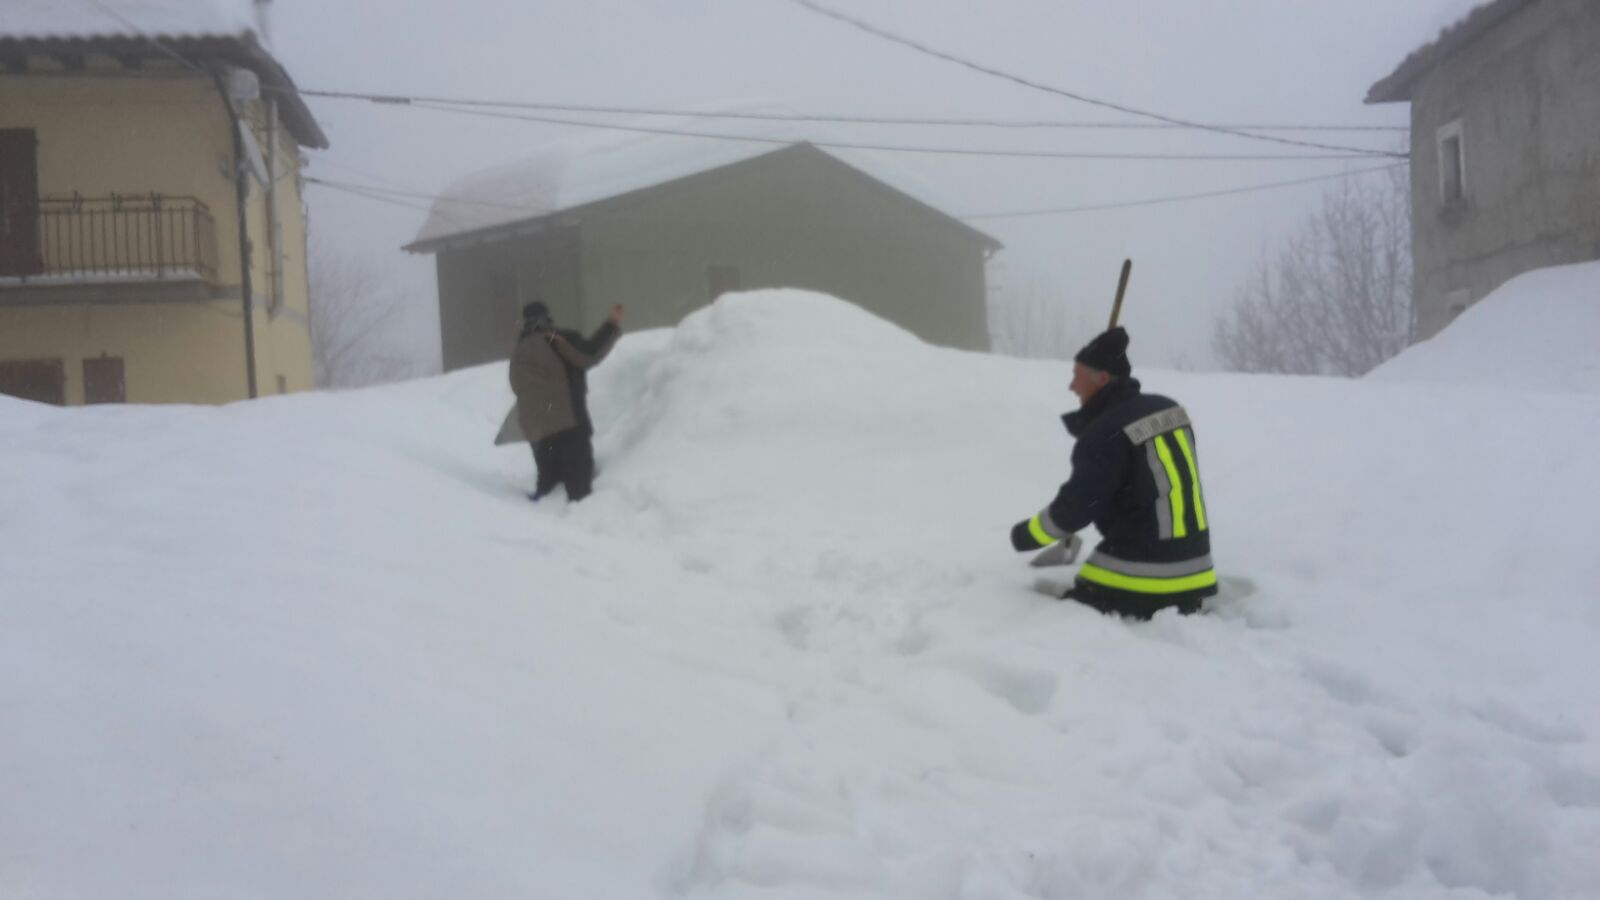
[7,194,219,283]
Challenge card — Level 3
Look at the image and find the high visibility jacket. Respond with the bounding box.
[1015,377,1217,612]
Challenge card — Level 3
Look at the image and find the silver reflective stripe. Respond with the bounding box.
[1086,550,1214,578]
[1035,506,1069,540]
[1145,441,1174,539]
[1124,406,1191,445]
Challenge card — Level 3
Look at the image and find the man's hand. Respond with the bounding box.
[608,304,626,325]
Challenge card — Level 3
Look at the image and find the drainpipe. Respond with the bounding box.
[266,97,281,313]
[211,68,258,399]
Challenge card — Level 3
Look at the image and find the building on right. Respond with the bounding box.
[1366,0,1600,341]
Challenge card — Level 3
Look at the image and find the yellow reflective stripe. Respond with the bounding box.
[1028,515,1054,547]
[1154,435,1187,539]
[1173,428,1207,533]
[1079,563,1218,595]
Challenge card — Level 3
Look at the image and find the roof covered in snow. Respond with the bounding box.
[1366,0,1537,103]
[3,0,257,40]
[403,115,998,253]
[0,0,327,149]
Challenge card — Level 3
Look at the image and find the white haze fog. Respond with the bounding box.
[261,0,1478,374]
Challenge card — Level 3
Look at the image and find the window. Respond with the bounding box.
[1437,119,1465,204]
[83,356,126,404]
[707,265,741,301]
[0,358,65,405]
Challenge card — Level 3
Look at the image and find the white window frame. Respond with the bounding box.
[1437,119,1466,205]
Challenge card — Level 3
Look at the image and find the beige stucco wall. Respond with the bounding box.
[0,58,314,403]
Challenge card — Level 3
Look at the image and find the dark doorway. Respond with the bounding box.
[708,264,741,301]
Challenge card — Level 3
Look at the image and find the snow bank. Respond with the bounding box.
[1370,260,1600,394]
[4,289,1598,899]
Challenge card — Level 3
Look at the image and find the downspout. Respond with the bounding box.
[210,68,259,399]
[266,96,282,313]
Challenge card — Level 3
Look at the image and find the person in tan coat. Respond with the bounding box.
[509,300,624,501]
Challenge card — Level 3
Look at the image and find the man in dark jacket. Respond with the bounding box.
[1010,326,1217,619]
[509,300,624,502]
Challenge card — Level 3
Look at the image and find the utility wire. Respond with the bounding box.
[964,162,1405,219]
[305,176,540,213]
[293,87,1405,133]
[306,177,438,213]
[392,100,1392,162]
[781,0,1407,159]
[308,165,1406,225]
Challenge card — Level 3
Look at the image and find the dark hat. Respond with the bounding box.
[1074,326,1131,377]
[521,301,550,321]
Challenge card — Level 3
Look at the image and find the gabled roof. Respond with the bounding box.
[404,122,999,254]
[1366,0,1538,104]
[0,0,328,149]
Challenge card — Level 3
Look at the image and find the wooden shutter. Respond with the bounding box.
[0,129,42,277]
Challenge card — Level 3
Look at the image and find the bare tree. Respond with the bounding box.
[308,246,417,388]
[1213,168,1413,377]
[989,267,1102,360]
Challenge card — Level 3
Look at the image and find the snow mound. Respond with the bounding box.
[1370,260,1600,393]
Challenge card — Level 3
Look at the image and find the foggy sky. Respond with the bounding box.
[262,0,1478,373]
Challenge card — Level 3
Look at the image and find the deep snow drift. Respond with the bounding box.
[1369,260,1600,394]
[4,290,1598,899]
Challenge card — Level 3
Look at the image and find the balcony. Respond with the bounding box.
[0,194,220,303]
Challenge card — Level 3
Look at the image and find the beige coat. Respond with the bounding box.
[508,324,620,442]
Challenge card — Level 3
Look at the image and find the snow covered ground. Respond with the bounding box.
[4,289,1598,899]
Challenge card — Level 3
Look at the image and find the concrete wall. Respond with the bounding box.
[435,227,582,371]
[432,145,992,369]
[1408,0,1600,339]
[0,59,315,403]
[578,146,990,349]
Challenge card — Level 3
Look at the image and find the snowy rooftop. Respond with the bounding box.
[3,0,257,41]
[1366,0,1528,103]
[1,0,328,149]
[406,111,993,251]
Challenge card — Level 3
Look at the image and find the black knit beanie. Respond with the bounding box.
[1074,326,1132,377]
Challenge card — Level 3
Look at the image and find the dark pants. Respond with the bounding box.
[531,428,595,501]
[1062,583,1207,620]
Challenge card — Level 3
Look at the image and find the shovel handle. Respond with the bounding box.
[1108,258,1132,329]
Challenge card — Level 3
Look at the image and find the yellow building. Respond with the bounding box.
[0,12,327,405]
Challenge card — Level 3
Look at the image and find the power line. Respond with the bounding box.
[781,0,1407,160]
[306,177,439,213]
[305,176,540,213]
[307,165,1408,227]
[391,100,1393,162]
[294,87,1405,133]
[964,163,1405,219]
